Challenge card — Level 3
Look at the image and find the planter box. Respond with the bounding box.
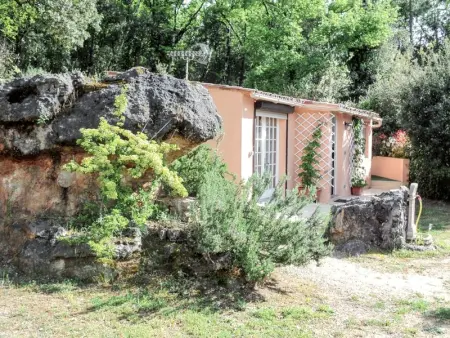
[372,156,409,183]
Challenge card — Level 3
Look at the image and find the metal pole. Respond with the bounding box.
[185,58,189,80]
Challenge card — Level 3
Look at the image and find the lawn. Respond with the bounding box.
[1,267,449,338]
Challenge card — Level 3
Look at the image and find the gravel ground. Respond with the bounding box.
[280,257,450,301]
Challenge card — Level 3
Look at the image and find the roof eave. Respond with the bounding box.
[202,83,382,121]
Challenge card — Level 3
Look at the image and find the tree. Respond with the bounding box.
[401,41,450,200]
[0,0,101,72]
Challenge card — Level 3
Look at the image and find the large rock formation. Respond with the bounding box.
[329,188,409,255]
[0,68,221,279]
[0,67,220,156]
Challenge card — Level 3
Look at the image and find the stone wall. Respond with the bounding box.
[329,187,409,255]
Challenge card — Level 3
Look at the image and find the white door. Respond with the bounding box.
[254,116,278,200]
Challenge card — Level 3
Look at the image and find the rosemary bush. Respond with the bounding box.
[194,170,331,282]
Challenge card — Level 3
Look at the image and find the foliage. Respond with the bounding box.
[373,130,411,158]
[170,144,228,196]
[193,171,331,282]
[0,0,101,72]
[0,39,18,81]
[0,0,399,103]
[351,118,367,188]
[64,85,187,259]
[298,124,323,188]
[359,39,417,134]
[400,41,450,200]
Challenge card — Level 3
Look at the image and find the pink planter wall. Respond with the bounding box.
[372,156,409,183]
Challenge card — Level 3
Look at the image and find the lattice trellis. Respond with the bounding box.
[346,126,355,188]
[295,113,336,192]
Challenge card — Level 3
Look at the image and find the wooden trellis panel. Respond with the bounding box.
[295,113,336,192]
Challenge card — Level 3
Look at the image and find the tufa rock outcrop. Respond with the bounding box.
[329,188,409,255]
[0,67,221,156]
[0,68,222,279]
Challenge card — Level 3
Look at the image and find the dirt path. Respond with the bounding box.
[259,256,450,337]
[280,257,450,301]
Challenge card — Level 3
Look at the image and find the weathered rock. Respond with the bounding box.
[404,243,436,251]
[329,188,409,252]
[0,67,221,156]
[0,73,77,123]
[159,197,196,222]
[143,223,233,277]
[12,219,142,280]
[114,228,142,260]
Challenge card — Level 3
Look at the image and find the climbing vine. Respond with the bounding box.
[64,85,187,260]
[351,118,367,187]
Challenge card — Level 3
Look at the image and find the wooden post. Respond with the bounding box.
[407,183,418,240]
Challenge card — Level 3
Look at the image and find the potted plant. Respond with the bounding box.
[298,124,323,201]
[350,176,366,196]
[351,118,367,196]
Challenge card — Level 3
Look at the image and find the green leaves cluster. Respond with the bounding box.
[64,85,187,258]
[298,124,323,188]
[351,118,367,188]
[400,42,450,200]
[0,0,400,103]
[194,170,331,282]
[170,144,228,196]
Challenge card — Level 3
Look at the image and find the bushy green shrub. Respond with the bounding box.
[170,144,228,196]
[193,170,331,282]
[64,85,187,259]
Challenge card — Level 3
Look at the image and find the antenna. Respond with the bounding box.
[169,43,212,80]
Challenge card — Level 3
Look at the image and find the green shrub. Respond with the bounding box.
[193,170,331,282]
[64,85,187,259]
[170,144,228,196]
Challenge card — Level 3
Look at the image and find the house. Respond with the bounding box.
[202,83,382,203]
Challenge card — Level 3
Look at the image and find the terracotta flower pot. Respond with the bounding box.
[351,186,363,196]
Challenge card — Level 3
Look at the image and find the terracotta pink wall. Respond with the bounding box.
[372,156,409,183]
[205,87,287,184]
[205,86,377,201]
[287,108,339,203]
[205,87,243,179]
[335,113,351,197]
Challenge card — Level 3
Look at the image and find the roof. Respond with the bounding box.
[201,83,381,122]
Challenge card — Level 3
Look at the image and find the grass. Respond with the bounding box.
[1,270,448,337]
[0,273,335,338]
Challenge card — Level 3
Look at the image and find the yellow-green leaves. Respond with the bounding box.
[63,86,187,260]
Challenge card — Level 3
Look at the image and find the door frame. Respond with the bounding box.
[253,110,287,199]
